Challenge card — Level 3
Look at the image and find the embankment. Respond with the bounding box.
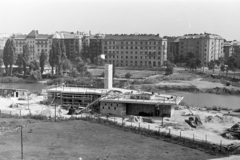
[131,84,240,95]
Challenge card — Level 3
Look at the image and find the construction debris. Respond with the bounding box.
[222,122,240,140]
[205,115,239,124]
[185,115,202,128]
[127,115,154,123]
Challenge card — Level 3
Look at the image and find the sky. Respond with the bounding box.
[1,0,240,40]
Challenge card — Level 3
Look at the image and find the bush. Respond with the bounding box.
[125,72,132,79]
[0,76,24,83]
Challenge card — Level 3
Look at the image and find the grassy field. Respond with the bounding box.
[88,68,161,79]
[0,118,218,160]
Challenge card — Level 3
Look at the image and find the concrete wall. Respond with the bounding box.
[100,102,126,116]
[126,103,172,117]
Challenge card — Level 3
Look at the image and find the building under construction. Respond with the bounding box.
[46,64,184,117]
[47,85,183,117]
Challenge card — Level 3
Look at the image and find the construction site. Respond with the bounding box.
[1,64,240,159]
[46,64,183,117]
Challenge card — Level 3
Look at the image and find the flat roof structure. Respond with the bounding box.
[47,86,183,105]
[100,92,183,105]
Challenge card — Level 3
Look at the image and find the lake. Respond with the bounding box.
[0,83,239,109]
[0,83,47,92]
[171,91,240,110]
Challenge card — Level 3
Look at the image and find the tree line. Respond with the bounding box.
[1,38,89,80]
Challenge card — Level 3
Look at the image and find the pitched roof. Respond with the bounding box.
[26,30,39,38]
[104,34,162,41]
[36,34,53,39]
[180,33,223,40]
[15,35,27,39]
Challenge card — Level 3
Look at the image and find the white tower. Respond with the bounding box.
[104,64,113,89]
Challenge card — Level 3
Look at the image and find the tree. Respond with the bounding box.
[227,56,237,78]
[29,60,40,72]
[15,54,23,74]
[49,49,56,75]
[70,68,79,78]
[21,43,31,76]
[39,50,47,75]
[52,40,67,76]
[0,58,3,67]
[30,70,42,81]
[167,51,174,63]
[165,61,173,75]
[220,64,225,76]
[3,39,16,76]
[62,59,72,71]
[208,60,215,73]
[76,62,87,74]
[125,72,132,79]
[112,64,116,77]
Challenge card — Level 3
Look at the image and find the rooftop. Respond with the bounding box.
[53,32,82,39]
[47,86,183,105]
[14,30,52,40]
[180,32,223,40]
[104,34,162,41]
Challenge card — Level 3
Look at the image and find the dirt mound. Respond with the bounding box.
[222,123,240,140]
[205,115,239,123]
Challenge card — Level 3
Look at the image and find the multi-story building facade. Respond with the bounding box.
[178,32,224,65]
[0,33,10,50]
[52,31,83,61]
[164,36,179,62]
[14,30,53,61]
[224,40,240,59]
[89,33,105,64]
[102,34,167,68]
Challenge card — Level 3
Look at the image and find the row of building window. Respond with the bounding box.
[108,60,161,64]
[105,46,161,50]
[107,56,160,60]
[104,41,161,45]
[102,106,117,110]
[105,51,161,54]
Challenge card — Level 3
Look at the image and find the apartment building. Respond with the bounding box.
[224,40,240,59]
[89,33,105,64]
[52,31,83,60]
[102,34,167,68]
[14,30,53,61]
[0,33,10,50]
[163,36,179,62]
[178,32,224,65]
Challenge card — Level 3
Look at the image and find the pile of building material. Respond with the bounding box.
[185,115,202,128]
[222,122,240,140]
[205,115,239,124]
[127,115,154,123]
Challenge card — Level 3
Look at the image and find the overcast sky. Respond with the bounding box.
[1,0,240,40]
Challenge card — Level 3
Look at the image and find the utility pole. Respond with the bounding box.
[20,126,23,159]
[55,103,57,122]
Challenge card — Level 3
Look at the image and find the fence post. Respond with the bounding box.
[10,111,12,115]
[20,110,21,117]
[138,123,140,130]
[180,131,181,140]
[193,133,195,144]
[169,129,171,136]
[148,125,150,130]
[220,140,222,152]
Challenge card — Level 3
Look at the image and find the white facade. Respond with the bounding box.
[0,33,10,50]
[14,30,52,61]
[104,64,113,89]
